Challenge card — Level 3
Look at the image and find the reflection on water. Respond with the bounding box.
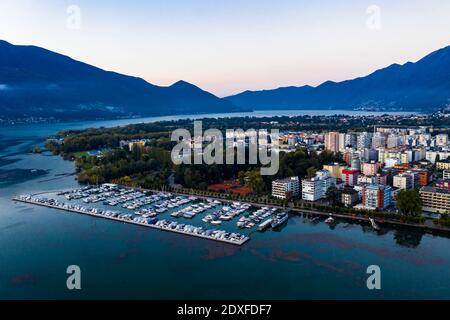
[394,229,424,248]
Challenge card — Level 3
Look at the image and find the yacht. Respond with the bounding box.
[271,212,289,228]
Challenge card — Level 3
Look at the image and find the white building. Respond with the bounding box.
[393,173,415,190]
[301,170,336,202]
[444,170,450,180]
[272,176,300,199]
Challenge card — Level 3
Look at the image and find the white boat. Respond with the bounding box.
[369,218,380,230]
[325,216,335,224]
[210,220,222,225]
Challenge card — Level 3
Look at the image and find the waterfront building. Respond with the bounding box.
[301,170,336,202]
[420,187,450,213]
[341,188,359,207]
[362,184,392,210]
[272,176,300,200]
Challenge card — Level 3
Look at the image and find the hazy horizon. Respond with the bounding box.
[1,0,449,97]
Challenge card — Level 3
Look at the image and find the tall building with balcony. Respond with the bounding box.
[325,132,340,153]
[344,133,356,148]
[272,176,300,200]
[357,132,373,150]
[362,184,392,210]
[301,170,336,202]
[420,187,450,213]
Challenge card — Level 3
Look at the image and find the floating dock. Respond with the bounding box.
[13,196,249,246]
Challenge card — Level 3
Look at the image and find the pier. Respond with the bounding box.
[13,196,249,246]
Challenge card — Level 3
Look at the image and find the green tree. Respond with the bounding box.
[396,190,422,216]
[245,170,265,194]
[326,186,341,206]
[306,167,317,179]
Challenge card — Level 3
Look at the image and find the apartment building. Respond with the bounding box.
[272,176,300,200]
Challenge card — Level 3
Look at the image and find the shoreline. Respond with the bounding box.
[0,109,418,129]
[136,187,450,234]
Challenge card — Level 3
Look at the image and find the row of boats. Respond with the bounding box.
[171,200,221,219]
[40,184,292,235]
[201,202,252,226]
[155,219,248,242]
[14,195,248,244]
[63,184,120,201]
[237,206,286,230]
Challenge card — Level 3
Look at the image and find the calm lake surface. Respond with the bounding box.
[1,110,449,300]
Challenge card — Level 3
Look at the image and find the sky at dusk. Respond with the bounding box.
[1,0,449,96]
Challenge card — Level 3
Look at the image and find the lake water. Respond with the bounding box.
[1,110,449,300]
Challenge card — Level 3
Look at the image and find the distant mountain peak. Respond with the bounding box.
[0,40,244,120]
[226,44,450,112]
[170,80,197,89]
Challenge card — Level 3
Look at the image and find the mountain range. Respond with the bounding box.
[1,40,449,120]
[226,45,450,112]
[0,40,242,120]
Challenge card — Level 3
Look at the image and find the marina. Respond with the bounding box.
[13,194,249,245]
[12,184,291,246]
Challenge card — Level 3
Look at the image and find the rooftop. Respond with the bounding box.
[420,186,450,194]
